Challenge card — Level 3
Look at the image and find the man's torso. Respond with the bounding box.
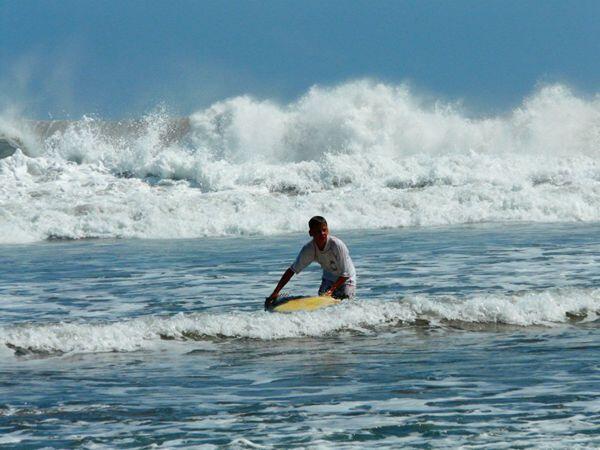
[292,236,356,284]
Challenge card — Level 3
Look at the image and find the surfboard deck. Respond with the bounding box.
[267,295,341,313]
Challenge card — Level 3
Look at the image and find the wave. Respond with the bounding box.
[2,288,598,357]
[1,81,600,243]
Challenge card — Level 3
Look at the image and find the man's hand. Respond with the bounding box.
[323,276,349,298]
[264,293,278,311]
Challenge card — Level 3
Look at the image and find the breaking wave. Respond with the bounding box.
[1,81,600,243]
[2,288,598,356]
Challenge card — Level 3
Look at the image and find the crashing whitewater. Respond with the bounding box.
[1,287,598,356]
[1,81,600,244]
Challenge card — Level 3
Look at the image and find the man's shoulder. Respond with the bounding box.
[299,240,315,252]
[328,235,348,249]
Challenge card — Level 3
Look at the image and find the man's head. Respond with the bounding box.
[309,216,329,249]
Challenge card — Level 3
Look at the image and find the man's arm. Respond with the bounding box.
[268,267,295,300]
[324,275,349,296]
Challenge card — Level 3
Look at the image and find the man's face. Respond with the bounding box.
[309,223,329,248]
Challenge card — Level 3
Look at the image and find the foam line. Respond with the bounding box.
[2,288,598,356]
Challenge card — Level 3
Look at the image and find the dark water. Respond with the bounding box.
[1,223,599,448]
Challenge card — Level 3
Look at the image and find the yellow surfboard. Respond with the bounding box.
[268,295,341,313]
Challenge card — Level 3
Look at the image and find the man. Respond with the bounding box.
[266,216,356,309]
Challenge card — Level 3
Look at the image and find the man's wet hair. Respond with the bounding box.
[309,216,328,229]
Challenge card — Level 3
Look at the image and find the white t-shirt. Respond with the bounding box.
[290,235,356,285]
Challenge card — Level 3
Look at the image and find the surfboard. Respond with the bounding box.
[267,295,341,313]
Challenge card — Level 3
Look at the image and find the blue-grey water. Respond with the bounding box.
[1,223,600,448]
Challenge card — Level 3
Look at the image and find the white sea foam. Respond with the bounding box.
[0,432,23,445]
[1,288,598,356]
[2,81,600,243]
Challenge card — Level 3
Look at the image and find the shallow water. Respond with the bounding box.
[1,223,599,448]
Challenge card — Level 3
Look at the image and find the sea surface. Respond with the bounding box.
[1,223,599,448]
[1,81,600,447]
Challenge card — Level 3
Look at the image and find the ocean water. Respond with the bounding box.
[2,82,600,244]
[1,223,599,448]
[1,81,600,447]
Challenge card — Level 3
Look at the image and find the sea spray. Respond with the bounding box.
[1,81,600,243]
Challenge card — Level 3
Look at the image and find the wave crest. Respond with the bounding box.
[2,81,600,243]
[2,288,598,357]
